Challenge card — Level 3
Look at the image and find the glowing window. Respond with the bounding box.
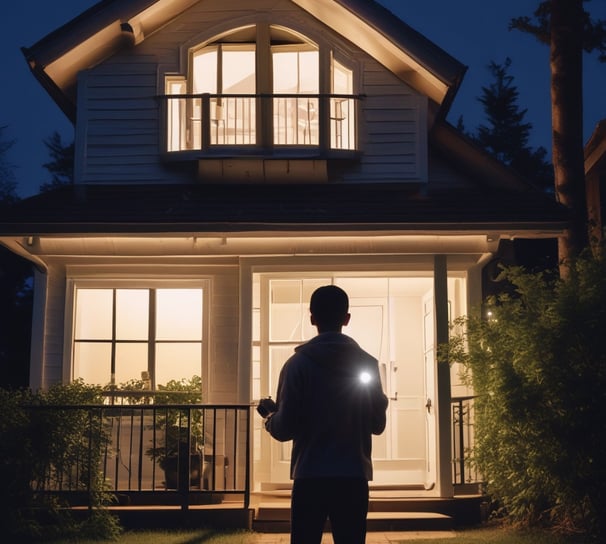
[73,287,204,387]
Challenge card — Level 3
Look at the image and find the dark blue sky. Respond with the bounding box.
[2,0,605,198]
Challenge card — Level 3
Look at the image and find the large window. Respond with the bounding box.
[165,24,356,153]
[73,287,205,387]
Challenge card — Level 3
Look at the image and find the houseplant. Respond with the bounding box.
[143,376,205,490]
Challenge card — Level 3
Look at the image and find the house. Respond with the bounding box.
[0,0,567,529]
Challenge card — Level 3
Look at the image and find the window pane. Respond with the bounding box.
[115,343,148,385]
[116,289,149,340]
[193,48,217,94]
[273,50,319,145]
[74,342,112,385]
[273,51,318,93]
[166,79,187,152]
[223,48,256,93]
[75,289,113,340]
[155,343,202,386]
[156,289,203,340]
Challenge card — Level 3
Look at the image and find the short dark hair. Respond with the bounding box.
[309,285,349,330]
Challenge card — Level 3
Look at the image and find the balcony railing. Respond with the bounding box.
[162,93,360,153]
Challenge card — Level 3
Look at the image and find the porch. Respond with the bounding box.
[31,395,484,531]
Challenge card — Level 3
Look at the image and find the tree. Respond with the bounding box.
[473,58,553,191]
[0,126,33,388]
[39,131,74,193]
[0,126,18,205]
[510,0,606,264]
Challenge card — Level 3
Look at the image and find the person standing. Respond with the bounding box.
[258,285,389,544]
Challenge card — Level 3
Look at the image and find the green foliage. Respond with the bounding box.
[140,376,205,468]
[448,251,606,537]
[0,381,122,542]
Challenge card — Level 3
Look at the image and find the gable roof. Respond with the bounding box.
[22,0,466,123]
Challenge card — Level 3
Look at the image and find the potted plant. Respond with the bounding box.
[144,376,205,490]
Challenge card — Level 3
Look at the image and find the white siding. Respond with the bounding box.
[40,265,67,388]
[75,0,429,186]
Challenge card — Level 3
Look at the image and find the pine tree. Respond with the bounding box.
[473,58,553,191]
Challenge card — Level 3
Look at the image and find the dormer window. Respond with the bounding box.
[163,25,358,156]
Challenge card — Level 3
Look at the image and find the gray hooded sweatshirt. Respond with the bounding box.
[266,332,388,481]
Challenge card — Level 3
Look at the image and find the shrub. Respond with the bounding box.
[448,251,606,537]
[0,381,121,541]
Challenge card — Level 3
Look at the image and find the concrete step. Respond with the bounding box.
[253,493,486,532]
[252,511,453,533]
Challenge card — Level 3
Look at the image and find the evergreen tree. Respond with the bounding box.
[0,126,32,388]
[0,125,18,205]
[473,58,553,191]
[40,131,74,193]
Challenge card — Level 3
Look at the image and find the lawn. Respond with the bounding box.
[46,525,595,544]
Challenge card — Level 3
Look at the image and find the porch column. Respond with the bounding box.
[237,262,253,404]
[434,255,454,497]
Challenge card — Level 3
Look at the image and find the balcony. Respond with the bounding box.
[161,93,361,158]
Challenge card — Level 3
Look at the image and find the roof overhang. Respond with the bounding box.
[23,0,466,122]
[2,230,565,275]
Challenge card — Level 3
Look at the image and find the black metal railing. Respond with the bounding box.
[27,397,251,510]
[161,92,360,153]
[451,395,482,486]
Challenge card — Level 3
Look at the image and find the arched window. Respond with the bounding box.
[165,25,356,154]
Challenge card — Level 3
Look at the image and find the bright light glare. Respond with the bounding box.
[359,371,372,385]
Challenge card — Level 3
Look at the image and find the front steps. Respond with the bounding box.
[252,489,487,533]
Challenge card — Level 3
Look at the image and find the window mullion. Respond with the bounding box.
[111,290,117,385]
[149,289,156,389]
[257,23,272,149]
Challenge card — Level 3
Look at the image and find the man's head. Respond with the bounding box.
[309,285,351,332]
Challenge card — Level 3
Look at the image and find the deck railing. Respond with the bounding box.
[451,395,482,486]
[27,393,480,509]
[27,395,251,510]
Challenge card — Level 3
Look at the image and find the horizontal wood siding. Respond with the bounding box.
[208,268,240,404]
[342,58,427,183]
[76,0,427,186]
[42,265,67,388]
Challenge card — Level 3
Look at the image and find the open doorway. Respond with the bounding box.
[252,272,466,490]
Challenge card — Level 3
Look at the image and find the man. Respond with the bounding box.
[258,285,389,544]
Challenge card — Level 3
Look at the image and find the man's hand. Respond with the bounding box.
[256,397,278,418]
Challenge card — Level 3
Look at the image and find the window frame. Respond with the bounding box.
[65,279,210,390]
[162,23,360,156]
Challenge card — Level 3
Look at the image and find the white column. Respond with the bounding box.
[434,254,454,497]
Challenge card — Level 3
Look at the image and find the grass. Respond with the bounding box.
[45,525,595,544]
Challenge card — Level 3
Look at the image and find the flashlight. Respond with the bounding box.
[359,371,372,385]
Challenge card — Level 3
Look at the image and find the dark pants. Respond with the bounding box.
[290,477,369,544]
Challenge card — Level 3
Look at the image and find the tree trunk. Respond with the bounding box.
[550,0,588,264]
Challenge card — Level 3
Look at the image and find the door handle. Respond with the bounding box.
[425,398,432,414]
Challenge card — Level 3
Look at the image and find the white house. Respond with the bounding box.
[0,0,567,528]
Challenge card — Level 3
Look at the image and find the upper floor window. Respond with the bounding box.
[164,25,357,154]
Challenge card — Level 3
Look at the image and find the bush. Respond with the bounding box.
[448,251,606,538]
[0,381,121,541]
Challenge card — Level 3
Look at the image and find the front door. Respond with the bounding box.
[254,274,440,488]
